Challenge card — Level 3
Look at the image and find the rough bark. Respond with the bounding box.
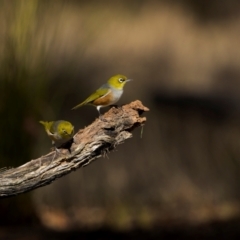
[0,100,149,198]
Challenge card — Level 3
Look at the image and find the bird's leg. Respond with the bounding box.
[96,106,100,117]
[97,107,106,121]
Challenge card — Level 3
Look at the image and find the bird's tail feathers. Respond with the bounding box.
[72,101,86,110]
[39,120,47,126]
[39,121,51,130]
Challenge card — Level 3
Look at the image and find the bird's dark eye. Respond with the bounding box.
[62,129,67,134]
[118,78,124,83]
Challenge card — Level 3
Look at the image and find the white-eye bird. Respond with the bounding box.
[39,120,74,148]
[72,74,132,114]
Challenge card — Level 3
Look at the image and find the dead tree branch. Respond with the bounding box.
[0,100,149,198]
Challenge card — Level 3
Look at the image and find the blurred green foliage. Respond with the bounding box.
[0,0,48,167]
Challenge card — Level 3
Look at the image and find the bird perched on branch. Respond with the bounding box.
[39,120,74,148]
[39,120,74,163]
[72,74,132,115]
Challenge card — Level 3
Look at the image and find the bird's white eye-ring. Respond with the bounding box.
[118,78,124,83]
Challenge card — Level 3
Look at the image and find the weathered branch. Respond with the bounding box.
[0,100,149,198]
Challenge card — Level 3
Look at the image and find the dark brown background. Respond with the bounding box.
[1,0,240,239]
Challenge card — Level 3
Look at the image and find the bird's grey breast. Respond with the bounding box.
[109,85,123,101]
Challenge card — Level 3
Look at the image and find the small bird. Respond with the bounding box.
[72,74,132,115]
[39,120,74,148]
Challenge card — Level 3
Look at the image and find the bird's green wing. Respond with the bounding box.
[72,87,110,109]
[87,88,110,103]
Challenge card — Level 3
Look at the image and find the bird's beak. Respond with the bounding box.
[126,79,133,82]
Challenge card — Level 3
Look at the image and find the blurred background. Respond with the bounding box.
[1,0,240,239]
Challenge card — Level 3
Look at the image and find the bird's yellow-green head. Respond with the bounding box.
[56,121,74,139]
[107,74,132,90]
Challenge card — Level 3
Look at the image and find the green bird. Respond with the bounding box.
[72,74,132,114]
[39,120,74,148]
